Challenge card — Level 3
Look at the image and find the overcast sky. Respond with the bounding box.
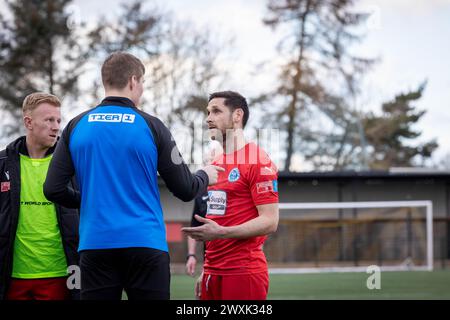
[69,0,450,166]
[1,0,449,166]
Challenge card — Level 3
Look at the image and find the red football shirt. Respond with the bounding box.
[203,142,278,275]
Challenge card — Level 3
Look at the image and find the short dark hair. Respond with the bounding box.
[101,51,145,90]
[209,91,249,127]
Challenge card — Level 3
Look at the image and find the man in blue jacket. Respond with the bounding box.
[44,51,223,300]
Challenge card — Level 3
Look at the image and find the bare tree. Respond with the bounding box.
[144,19,232,166]
[86,1,231,166]
[258,0,375,171]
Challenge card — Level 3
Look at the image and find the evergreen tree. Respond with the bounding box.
[363,83,438,169]
[0,0,90,136]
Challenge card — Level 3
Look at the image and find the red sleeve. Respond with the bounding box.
[247,152,279,207]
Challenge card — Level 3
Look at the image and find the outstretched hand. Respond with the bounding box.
[181,215,225,241]
[201,165,225,185]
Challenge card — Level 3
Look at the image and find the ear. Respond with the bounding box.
[129,76,136,91]
[233,108,244,125]
[23,115,32,130]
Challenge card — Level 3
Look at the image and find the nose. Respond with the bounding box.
[53,121,61,132]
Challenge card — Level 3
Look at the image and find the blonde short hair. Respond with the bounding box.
[22,92,61,115]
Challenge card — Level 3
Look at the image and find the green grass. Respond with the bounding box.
[170,270,450,300]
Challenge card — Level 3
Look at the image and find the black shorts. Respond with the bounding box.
[80,247,170,300]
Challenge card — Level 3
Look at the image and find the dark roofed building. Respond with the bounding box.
[161,170,450,270]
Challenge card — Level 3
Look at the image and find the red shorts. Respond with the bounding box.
[201,272,269,300]
[6,277,70,300]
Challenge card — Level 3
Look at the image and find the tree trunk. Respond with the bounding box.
[284,0,312,171]
[46,7,55,94]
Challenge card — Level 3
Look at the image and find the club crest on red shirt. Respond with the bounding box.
[228,168,240,182]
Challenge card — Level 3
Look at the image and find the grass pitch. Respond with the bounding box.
[170,270,450,300]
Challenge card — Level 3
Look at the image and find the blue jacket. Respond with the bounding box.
[44,96,208,252]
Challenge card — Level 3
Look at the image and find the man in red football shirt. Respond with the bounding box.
[182,91,279,300]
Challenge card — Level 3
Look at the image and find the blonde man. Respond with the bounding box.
[0,92,80,300]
